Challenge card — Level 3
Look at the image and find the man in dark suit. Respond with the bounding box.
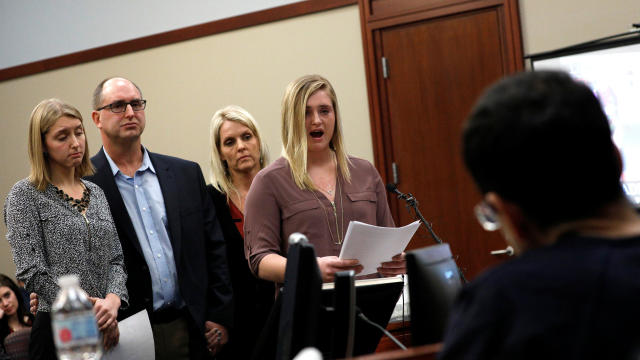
[88,77,232,359]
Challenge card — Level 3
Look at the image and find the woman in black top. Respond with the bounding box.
[207,105,274,359]
[0,274,33,358]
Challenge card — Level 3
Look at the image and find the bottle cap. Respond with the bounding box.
[57,274,80,287]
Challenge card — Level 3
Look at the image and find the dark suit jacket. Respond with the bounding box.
[87,148,233,333]
[206,185,275,359]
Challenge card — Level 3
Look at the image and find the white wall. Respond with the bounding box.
[0,0,303,69]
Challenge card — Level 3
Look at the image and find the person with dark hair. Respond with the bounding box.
[0,274,33,357]
[439,70,640,359]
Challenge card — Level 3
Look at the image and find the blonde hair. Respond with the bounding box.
[28,98,95,191]
[281,74,351,190]
[209,105,269,194]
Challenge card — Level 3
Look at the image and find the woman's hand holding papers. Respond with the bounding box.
[378,253,407,277]
[317,256,363,282]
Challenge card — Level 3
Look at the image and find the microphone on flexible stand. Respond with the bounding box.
[386,183,468,283]
[386,183,442,244]
[385,183,412,202]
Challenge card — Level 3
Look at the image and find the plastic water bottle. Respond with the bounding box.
[51,274,102,360]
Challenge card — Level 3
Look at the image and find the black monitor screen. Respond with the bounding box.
[277,235,323,360]
[407,243,463,346]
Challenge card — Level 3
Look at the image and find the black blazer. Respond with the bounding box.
[87,148,233,332]
[206,185,275,360]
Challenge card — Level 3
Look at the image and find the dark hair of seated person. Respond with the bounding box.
[0,274,34,351]
[462,70,624,229]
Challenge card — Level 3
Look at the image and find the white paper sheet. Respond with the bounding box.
[339,220,420,275]
[103,309,155,360]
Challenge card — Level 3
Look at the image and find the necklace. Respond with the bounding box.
[52,183,90,213]
[311,179,344,245]
[315,152,337,197]
[322,185,335,196]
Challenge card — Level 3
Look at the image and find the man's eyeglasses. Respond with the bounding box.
[474,201,501,231]
[96,100,147,113]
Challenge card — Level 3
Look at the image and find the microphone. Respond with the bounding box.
[386,183,414,204]
[355,306,407,350]
[385,183,467,283]
[385,184,440,244]
[386,183,409,199]
[385,183,404,198]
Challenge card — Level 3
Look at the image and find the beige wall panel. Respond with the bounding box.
[520,0,640,54]
[0,5,371,279]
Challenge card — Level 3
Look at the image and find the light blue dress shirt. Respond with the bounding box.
[104,147,183,311]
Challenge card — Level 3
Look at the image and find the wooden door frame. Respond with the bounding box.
[357,0,524,218]
[358,0,524,182]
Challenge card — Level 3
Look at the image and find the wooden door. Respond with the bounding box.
[369,5,522,278]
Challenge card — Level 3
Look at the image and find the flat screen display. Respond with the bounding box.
[532,38,640,205]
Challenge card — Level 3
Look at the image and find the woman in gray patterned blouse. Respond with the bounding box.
[4,98,128,359]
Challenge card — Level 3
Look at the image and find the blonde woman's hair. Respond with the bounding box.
[28,98,95,191]
[281,74,351,190]
[209,105,269,195]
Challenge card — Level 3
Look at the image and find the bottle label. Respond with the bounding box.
[52,311,100,348]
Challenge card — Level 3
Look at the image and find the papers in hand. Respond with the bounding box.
[339,220,420,275]
[103,309,155,360]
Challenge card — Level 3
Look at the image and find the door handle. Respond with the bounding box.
[490,246,514,256]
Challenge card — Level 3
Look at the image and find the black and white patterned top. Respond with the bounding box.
[4,178,128,312]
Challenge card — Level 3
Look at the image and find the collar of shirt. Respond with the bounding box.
[103,146,156,177]
[102,145,183,310]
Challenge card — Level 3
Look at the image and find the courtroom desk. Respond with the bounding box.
[374,320,411,352]
[344,343,442,360]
